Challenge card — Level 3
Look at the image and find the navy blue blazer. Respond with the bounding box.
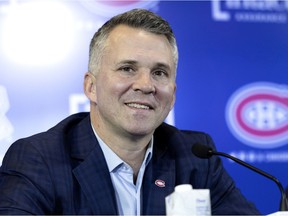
[0,112,260,215]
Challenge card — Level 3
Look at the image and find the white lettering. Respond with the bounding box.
[212,0,231,21]
[230,151,288,163]
[212,0,288,23]
[226,0,241,9]
[0,85,14,142]
[69,94,89,114]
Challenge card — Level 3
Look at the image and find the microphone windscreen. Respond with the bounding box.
[192,143,213,159]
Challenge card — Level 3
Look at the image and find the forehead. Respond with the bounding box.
[104,25,175,70]
[107,24,171,48]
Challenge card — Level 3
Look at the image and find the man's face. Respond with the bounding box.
[88,25,176,138]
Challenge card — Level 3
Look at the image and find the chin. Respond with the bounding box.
[126,125,155,137]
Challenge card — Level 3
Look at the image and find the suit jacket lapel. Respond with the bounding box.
[142,156,175,215]
[69,116,118,215]
[142,124,177,215]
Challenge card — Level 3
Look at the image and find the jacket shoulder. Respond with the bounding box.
[6,112,91,156]
[155,122,213,146]
[25,112,89,140]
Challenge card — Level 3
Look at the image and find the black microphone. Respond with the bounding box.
[192,143,288,212]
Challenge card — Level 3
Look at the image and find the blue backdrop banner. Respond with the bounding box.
[0,1,287,214]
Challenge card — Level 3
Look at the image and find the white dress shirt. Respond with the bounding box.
[92,127,153,215]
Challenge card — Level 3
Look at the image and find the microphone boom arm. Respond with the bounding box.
[211,150,288,211]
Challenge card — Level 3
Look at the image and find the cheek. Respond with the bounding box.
[112,81,131,95]
[96,76,130,101]
[158,85,176,105]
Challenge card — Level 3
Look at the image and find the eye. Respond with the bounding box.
[119,66,134,73]
[152,70,168,77]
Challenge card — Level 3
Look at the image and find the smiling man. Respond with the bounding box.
[0,9,260,215]
[85,24,176,182]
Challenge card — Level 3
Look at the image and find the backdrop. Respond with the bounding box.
[0,0,288,214]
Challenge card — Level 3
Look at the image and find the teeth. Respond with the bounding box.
[127,103,150,110]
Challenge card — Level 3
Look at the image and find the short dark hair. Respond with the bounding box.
[88,8,178,75]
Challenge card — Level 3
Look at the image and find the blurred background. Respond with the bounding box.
[0,0,287,214]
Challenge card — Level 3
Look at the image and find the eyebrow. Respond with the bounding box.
[116,60,172,71]
[116,60,138,66]
[153,62,172,71]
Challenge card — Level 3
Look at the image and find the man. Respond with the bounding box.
[0,9,260,215]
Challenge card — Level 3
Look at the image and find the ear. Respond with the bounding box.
[84,72,97,103]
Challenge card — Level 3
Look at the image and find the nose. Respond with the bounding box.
[132,71,156,94]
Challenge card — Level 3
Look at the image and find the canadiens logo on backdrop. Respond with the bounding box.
[80,0,159,17]
[226,82,288,149]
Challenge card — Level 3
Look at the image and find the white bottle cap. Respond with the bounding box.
[175,184,193,192]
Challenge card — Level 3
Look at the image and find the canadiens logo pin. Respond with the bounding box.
[155,179,165,188]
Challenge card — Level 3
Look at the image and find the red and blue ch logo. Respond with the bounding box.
[226,82,288,149]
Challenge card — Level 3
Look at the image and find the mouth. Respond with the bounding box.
[125,102,153,110]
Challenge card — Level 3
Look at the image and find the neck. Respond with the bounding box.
[104,136,151,181]
[90,114,152,177]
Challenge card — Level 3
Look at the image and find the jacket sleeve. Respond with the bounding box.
[0,139,55,215]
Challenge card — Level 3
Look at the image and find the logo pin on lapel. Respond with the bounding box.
[155,179,165,188]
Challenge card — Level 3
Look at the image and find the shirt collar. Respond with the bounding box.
[91,125,153,172]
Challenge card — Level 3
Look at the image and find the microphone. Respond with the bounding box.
[192,143,288,211]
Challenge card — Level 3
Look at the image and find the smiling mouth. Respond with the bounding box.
[126,103,151,110]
